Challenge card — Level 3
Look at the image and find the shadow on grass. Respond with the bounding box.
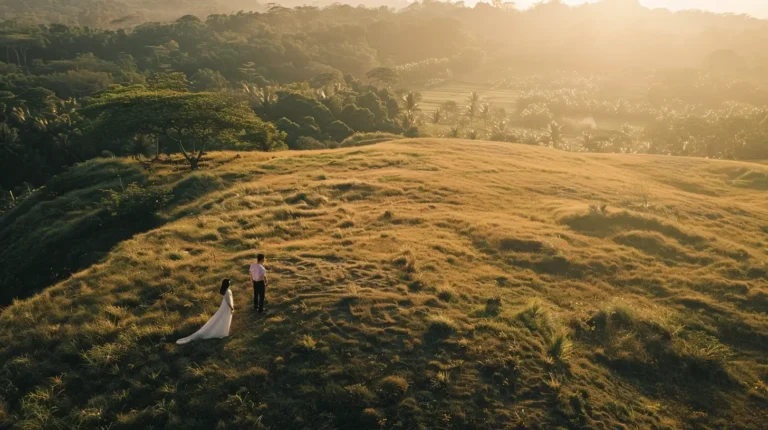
[562,211,705,245]
[0,208,164,307]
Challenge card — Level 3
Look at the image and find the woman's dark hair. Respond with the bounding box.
[220,278,230,295]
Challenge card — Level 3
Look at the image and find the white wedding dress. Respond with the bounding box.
[177,290,234,344]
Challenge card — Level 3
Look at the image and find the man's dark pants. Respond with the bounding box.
[253,280,266,312]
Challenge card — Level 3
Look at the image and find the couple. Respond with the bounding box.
[176,254,269,345]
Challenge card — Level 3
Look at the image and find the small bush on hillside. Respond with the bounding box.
[340,132,404,147]
[485,296,503,316]
[427,314,458,337]
[101,182,172,218]
[404,126,419,138]
[378,376,409,400]
[436,285,454,302]
[293,136,328,150]
[393,247,417,273]
[360,408,385,427]
[345,384,375,406]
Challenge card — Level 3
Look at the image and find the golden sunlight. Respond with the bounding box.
[511,0,768,18]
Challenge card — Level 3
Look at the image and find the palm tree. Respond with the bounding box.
[479,103,491,126]
[401,111,416,130]
[448,125,461,138]
[581,131,597,152]
[10,106,30,123]
[549,121,563,149]
[490,120,508,141]
[466,92,481,125]
[316,87,333,107]
[431,108,442,125]
[402,92,421,115]
[468,91,481,106]
[241,83,278,118]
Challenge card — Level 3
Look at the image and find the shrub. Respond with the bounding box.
[101,182,172,218]
[485,296,502,316]
[393,247,416,273]
[293,136,327,150]
[378,376,409,400]
[345,384,375,406]
[436,285,454,302]
[360,408,384,427]
[341,132,404,148]
[327,120,354,142]
[427,314,458,337]
[404,126,419,138]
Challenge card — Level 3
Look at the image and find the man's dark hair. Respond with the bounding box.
[257,253,265,262]
[220,278,230,295]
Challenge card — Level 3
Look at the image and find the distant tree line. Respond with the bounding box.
[1,1,768,208]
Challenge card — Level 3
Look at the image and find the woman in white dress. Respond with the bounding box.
[177,279,234,345]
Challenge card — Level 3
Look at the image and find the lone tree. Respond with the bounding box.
[365,67,399,87]
[85,86,283,169]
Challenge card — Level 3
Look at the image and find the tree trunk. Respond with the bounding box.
[165,128,196,169]
[12,47,21,67]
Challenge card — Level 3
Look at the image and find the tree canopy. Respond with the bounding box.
[85,88,286,168]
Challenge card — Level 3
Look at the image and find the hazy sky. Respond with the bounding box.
[510,0,768,18]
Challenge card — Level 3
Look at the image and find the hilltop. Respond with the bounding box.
[1,139,767,429]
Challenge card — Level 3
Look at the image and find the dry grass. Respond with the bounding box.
[1,139,768,429]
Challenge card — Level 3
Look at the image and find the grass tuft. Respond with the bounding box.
[548,331,574,364]
[296,334,317,352]
[430,371,451,391]
[427,314,458,337]
[378,376,409,400]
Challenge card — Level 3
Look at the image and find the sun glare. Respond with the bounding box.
[510,0,768,18]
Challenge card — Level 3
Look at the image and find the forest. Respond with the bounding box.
[1,0,768,211]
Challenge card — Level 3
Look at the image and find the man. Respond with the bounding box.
[249,253,268,313]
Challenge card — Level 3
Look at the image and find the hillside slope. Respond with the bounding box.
[1,139,768,429]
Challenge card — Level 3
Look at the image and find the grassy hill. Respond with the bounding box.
[1,139,767,429]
